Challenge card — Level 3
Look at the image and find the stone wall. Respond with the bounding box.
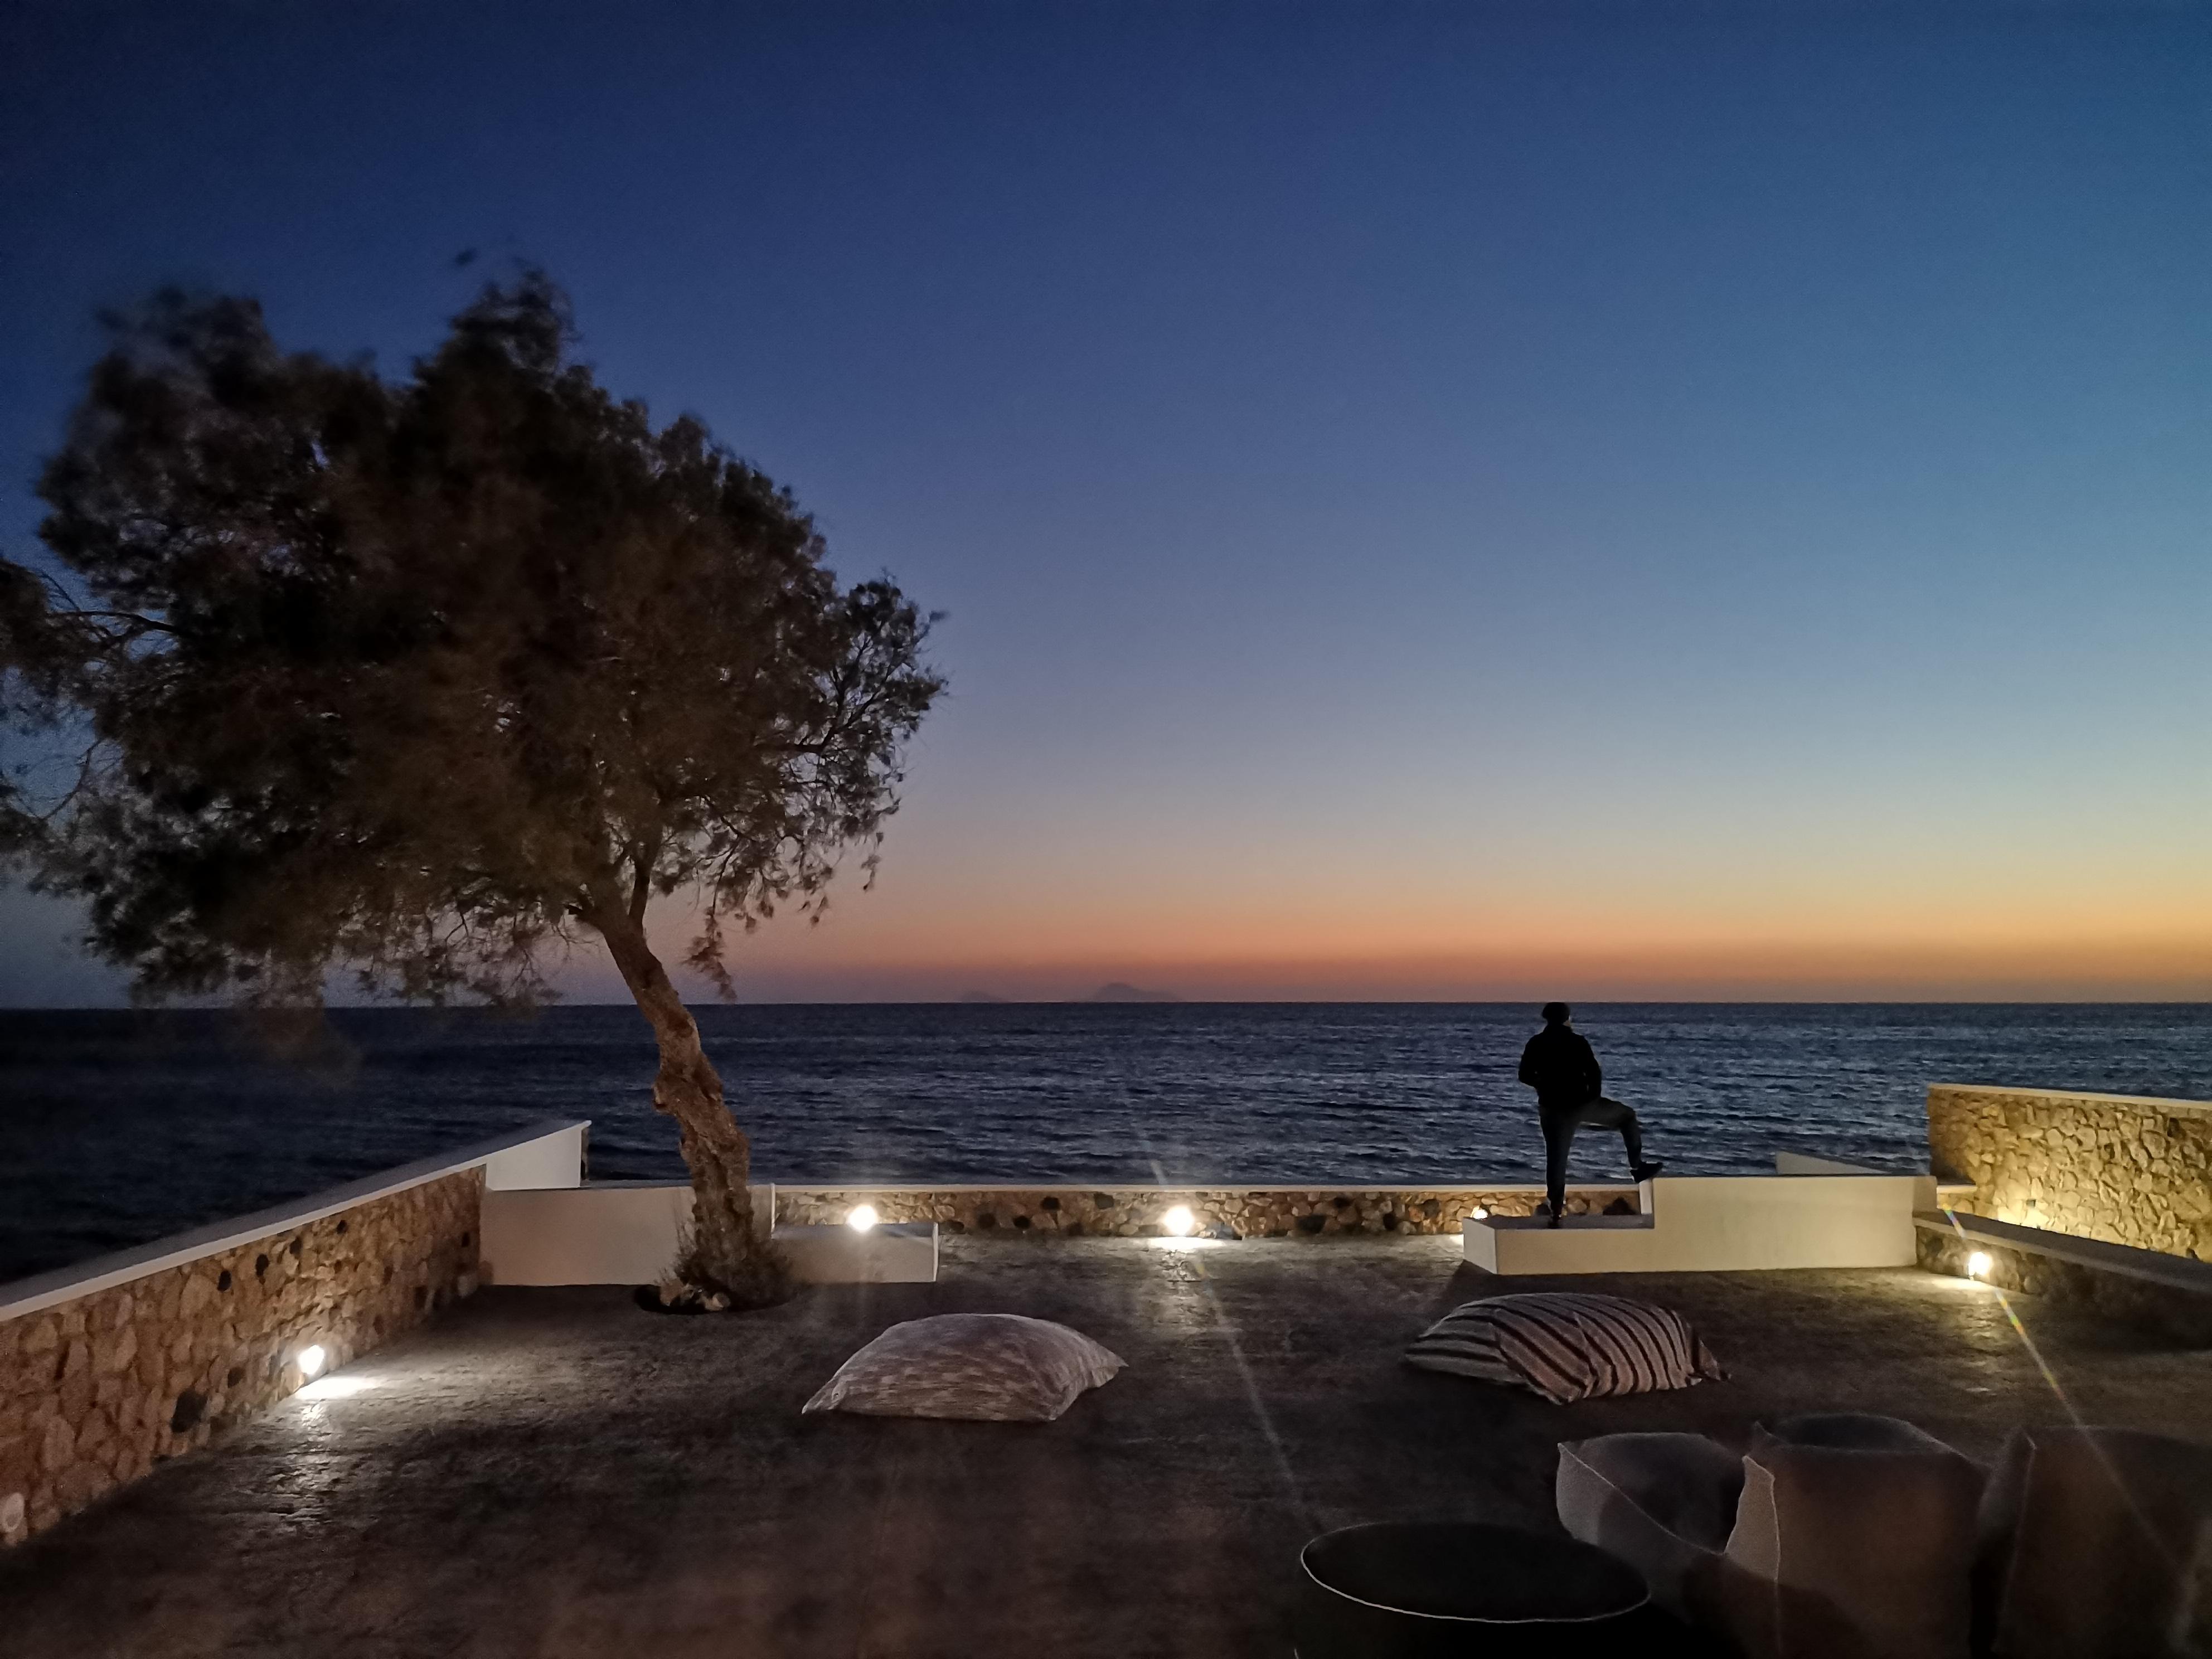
[1915,1224,2212,1346]
[0,1171,481,1549]
[773,1183,1642,1239]
[1927,1085,2212,1263]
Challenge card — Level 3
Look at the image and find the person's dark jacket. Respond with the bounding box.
[1519,1023,1602,1109]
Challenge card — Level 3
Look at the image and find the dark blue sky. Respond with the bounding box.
[3,3,2207,1002]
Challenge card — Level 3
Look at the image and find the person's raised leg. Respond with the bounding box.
[1585,1095,1664,1183]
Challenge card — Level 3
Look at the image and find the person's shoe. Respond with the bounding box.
[1632,1160,1665,1183]
[1545,1208,1564,1229]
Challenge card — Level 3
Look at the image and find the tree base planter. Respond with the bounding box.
[1296,1521,1651,1658]
[772,1223,939,1284]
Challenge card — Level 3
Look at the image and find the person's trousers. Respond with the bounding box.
[1540,1096,1644,1216]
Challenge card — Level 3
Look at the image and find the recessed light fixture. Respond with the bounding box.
[846,1204,880,1233]
[1162,1205,1195,1237]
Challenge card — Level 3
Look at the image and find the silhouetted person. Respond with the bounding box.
[1518,1002,1662,1227]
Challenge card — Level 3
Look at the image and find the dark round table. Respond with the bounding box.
[1296,1520,1653,1658]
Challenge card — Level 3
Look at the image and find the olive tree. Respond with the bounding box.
[0,276,943,1305]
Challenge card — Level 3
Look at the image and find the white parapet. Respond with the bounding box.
[1,1117,592,1320]
[1463,1174,1923,1275]
[772,1222,939,1284]
[479,1181,774,1287]
[481,1120,589,1190]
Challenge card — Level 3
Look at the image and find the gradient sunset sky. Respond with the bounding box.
[3,2,2206,1004]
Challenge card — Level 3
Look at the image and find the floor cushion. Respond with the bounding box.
[1557,1432,1745,1617]
[1978,1425,2212,1658]
[1722,1436,1985,1659]
[1405,1292,1726,1404]
[802,1312,1125,1422]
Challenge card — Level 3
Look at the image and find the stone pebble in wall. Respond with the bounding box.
[0,1170,481,1549]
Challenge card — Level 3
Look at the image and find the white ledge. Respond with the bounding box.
[0,1118,589,1323]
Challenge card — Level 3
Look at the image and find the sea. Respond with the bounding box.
[4,1001,2210,1285]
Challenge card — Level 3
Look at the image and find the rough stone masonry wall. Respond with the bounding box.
[1915,1226,2212,1346]
[1927,1085,2212,1263]
[774,1183,1641,1238]
[0,1170,481,1549]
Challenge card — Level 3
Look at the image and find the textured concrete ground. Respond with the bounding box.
[5,1236,2210,1657]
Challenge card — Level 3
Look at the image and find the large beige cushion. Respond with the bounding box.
[802,1313,1124,1422]
[1722,1437,1985,1659]
[1979,1425,2212,1658]
[1557,1432,1744,1618]
[1559,1420,1987,1659]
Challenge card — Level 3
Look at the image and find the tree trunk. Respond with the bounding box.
[590,906,792,1307]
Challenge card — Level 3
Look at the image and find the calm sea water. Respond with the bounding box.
[4,1002,2210,1284]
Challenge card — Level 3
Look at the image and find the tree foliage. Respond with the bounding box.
[2,276,942,1010]
[0,276,944,1303]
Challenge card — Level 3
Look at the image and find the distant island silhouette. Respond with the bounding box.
[1085,982,1180,1003]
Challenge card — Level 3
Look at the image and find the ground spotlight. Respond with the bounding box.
[300,1374,377,1400]
[1966,1250,1993,1281]
[1162,1205,1195,1237]
[847,1204,880,1233]
[297,1344,328,1379]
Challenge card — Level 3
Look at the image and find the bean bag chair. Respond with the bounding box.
[1560,1415,1987,1659]
[1406,1292,1725,1404]
[1725,1428,1985,1659]
[1976,1425,2212,1658]
[802,1313,1124,1422]
[1556,1431,1745,1619]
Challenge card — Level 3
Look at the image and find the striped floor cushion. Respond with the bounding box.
[1405,1293,1726,1404]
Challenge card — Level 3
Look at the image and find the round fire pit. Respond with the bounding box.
[1296,1520,1650,1658]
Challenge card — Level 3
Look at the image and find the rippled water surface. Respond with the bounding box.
[5,1001,2210,1282]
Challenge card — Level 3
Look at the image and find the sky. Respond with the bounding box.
[1,1,2207,1004]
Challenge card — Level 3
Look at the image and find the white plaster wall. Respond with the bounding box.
[2,1118,590,1320]
[478,1182,778,1286]
[1465,1175,1922,1274]
[481,1122,588,1190]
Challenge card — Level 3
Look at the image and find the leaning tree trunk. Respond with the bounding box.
[591,908,792,1307]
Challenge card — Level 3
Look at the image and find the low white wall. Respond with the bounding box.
[479,1182,775,1286]
[1466,1173,1923,1275]
[1653,1175,1921,1269]
[0,1117,590,1322]
[481,1122,588,1191]
[1773,1149,1949,1211]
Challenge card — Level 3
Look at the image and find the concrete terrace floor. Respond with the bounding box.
[6,1238,2212,1658]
